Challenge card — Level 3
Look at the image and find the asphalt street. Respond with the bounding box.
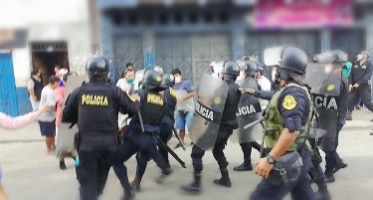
[1,109,373,200]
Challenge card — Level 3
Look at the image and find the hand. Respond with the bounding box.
[353,83,359,88]
[241,88,256,94]
[348,84,353,92]
[177,98,184,103]
[130,93,140,102]
[32,95,38,102]
[255,158,274,179]
[38,103,48,115]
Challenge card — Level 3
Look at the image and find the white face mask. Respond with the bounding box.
[175,76,182,84]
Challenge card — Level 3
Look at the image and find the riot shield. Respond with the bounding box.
[306,64,341,151]
[231,93,263,143]
[134,69,145,91]
[189,73,229,150]
[231,78,263,143]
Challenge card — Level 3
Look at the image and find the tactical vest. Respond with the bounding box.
[221,81,241,128]
[264,83,312,151]
[32,77,44,101]
[133,91,166,126]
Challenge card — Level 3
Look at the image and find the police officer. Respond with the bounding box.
[313,50,349,183]
[249,46,315,200]
[130,73,177,192]
[346,51,373,120]
[113,69,172,200]
[62,56,140,200]
[181,61,241,193]
[234,61,261,171]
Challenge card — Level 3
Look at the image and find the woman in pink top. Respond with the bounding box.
[0,104,47,200]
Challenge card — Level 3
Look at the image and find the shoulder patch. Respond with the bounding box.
[282,95,297,110]
[326,84,335,91]
[169,87,176,97]
[362,65,367,69]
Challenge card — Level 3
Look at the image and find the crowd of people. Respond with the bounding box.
[1,46,372,200]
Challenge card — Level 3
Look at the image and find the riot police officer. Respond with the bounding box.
[181,61,241,193]
[113,69,172,200]
[250,46,314,200]
[130,72,177,192]
[310,50,349,183]
[62,56,140,200]
[234,61,261,171]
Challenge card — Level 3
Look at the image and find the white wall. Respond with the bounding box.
[0,0,91,87]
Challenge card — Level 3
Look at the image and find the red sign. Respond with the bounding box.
[254,0,353,29]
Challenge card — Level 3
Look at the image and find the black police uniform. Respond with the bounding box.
[348,60,373,115]
[192,79,241,181]
[131,86,177,191]
[113,80,171,198]
[234,76,262,171]
[63,81,140,200]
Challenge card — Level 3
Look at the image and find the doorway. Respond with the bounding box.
[30,41,69,84]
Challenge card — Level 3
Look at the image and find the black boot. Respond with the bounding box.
[213,169,232,188]
[130,177,141,192]
[181,172,202,194]
[334,160,347,174]
[233,162,253,171]
[315,182,331,200]
[123,189,135,200]
[59,160,67,170]
[155,167,173,184]
[324,170,335,183]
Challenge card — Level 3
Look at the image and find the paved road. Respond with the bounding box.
[1,110,373,200]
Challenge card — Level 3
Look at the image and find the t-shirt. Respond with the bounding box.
[38,85,56,122]
[174,80,195,112]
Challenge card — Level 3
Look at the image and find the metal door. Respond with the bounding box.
[113,35,144,79]
[331,29,366,61]
[0,53,18,116]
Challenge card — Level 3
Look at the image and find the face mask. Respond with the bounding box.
[175,77,182,84]
[342,62,352,78]
[127,79,134,84]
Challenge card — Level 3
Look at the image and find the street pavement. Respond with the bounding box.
[1,109,373,200]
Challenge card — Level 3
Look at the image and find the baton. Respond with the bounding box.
[137,112,145,133]
[243,117,265,130]
[172,127,186,151]
[157,138,186,168]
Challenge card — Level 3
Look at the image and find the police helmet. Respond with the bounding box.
[245,61,258,76]
[154,66,164,75]
[221,61,240,81]
[279,46,308,75]
[314,50,348,65]
[86,56,109,80]
[161,73,175,88]
[142,69,166,91]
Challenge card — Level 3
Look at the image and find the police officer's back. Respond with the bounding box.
[62,56,140,200]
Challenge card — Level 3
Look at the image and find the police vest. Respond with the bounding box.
[264,83,312,151]
[32,77,44,101]
[221,81,241,128]
[133,91,166,126]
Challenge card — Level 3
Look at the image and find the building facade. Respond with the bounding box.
[96,0,373,85]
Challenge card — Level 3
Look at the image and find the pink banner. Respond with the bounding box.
[254,0,353,29]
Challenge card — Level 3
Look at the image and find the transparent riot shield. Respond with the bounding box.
[306,64,341,151]
[189,73,229,150]
[231,93,263,143]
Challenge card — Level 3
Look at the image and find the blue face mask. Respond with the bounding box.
[342,62,352,78]
[127,79,134,84]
